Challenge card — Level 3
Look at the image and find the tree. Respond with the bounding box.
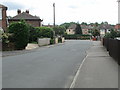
[75,24,82,35]
[81,22,87,25]
[53,26,66,36]
[8,20,29,50]
[91,29,100,37]
[60,22,77,29]
[35,27,54,39]
[104,29,117,39]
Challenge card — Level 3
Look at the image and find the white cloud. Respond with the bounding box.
[1,0,118,25]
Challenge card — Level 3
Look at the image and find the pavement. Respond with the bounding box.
[71,41,118,88]
[25,43,39,50]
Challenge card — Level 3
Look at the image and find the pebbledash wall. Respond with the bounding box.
[0,4,7,31]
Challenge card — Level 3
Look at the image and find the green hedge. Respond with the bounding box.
[8,20,29,50]
[29,27,54,43]
[64,34,91,40]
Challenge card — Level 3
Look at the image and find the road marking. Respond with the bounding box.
[69,54,88,89]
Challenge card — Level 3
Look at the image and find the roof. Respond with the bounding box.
[97,24,114,30]
[68,24,76,29]
[0,4,7,9]
[115,24,120,29]
[9,12,42,21]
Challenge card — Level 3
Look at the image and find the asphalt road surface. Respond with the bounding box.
[3,40,92,88]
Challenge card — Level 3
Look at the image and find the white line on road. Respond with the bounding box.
[69,54,88,89]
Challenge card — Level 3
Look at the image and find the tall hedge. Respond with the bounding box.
[8,20,29,50]
[35,27,54,39]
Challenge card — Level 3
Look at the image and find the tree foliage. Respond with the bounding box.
[8,20,29,50]
[53,26,66,36]
[104,29,119,39]
[60,22,77,29]
[75,24,82,35]
[91,29,100,37]
[35,27,54,39]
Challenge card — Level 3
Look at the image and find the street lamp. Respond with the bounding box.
[118,0,120,24]
[53,3,55,27]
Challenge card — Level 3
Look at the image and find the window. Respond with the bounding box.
[0,8,2,19]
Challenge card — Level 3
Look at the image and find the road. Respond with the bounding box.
[3,40,92,88]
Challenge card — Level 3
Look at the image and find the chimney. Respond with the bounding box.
[17,9,21,14]
[26,10,29,14]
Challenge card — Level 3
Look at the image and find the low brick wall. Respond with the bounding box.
[38,38,50,46]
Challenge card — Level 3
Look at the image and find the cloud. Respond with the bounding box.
[2,1,25,10]
[68,5,78,9]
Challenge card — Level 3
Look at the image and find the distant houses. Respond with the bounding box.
[97,23,115,37]
[0,4,7,31]
[66,23,117,38]
[8,9,43,27]
[66,24,76,34]
[115,24,120,31]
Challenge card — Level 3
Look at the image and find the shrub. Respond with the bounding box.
[58,37,62,43]
[35,27,54,39]
[104,30,118,39]
[64,34,91,40]
[28,25,37,43]
[50,38,55,45]
[8,20,29,50]
[53,26,66,36]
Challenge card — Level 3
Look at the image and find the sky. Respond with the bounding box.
[1,0,119,25]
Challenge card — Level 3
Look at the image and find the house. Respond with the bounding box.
[115,24,120,31]
[97,23,115,37]
[0,4,7,32]
[81,25,92,35]
[8,10,43,27]
[66,24,76,34]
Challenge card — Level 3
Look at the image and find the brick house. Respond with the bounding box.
[8,10,43,27]
[0,4,7,31]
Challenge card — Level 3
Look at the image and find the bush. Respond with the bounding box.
[104,30,118,39]
[64,34,90,40]
[50,38,55,45]
[35,27,54,39]
[58,37,62,43]
[28,25,37,43]
[53,26,66,36]
[8,20,29,50]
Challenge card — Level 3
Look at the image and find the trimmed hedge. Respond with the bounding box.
[64,34,91,40]
[8,20,29,50]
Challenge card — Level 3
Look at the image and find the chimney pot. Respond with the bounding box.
[17,9,21,14]
[26,10,29,14]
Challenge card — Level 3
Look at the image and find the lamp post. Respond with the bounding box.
[53,3,55,27]
[118,0,120,24]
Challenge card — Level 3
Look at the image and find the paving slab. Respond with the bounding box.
[73,41,118,88]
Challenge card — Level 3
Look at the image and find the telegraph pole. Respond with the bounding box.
[53,3,55,27]
[118,0,120,24]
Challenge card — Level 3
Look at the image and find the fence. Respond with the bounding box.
[103,38,120,65]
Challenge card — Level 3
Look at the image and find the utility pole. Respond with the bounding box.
[117,0,120,24]
[53,3,55,27]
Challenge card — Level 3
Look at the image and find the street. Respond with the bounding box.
[3,40,92,88]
